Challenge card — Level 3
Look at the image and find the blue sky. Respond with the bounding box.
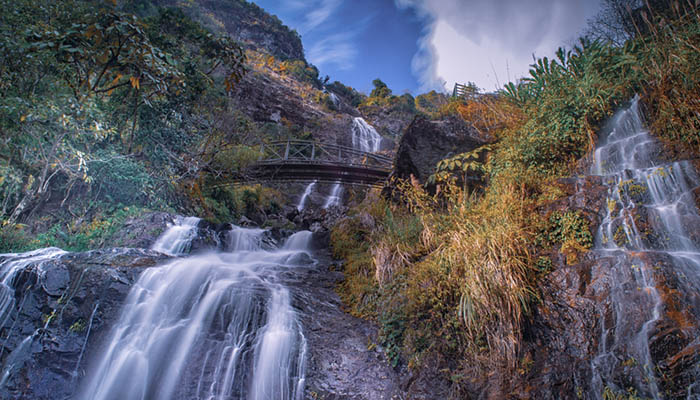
[252,0,602,95]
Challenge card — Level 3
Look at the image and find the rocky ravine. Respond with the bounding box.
[0,214,403,400]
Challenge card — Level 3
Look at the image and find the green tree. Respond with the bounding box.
[370,78,392,98]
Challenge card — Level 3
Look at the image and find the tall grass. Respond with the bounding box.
[331,5,700,396]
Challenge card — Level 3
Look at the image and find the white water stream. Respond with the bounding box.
[151,216,201,255]
[0,247,67,389]
[297,181,316,212]
[295,117,382,210]
[78,220,310,400]
[589,97,700,399]
[352,117,382,153]
[323,182,343,209]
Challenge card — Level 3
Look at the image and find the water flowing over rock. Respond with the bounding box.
[323,182,343,209]
[518,98,700,399]
[150,216,201,255]
[0,215,402,399]
[0,247,168,399]
[587,97,700,398]
[297,181,317,212]
[352,117,383,153]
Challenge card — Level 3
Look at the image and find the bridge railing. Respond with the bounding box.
[256,140,392,171]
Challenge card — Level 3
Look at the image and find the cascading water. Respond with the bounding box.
[0,247,67,389]
[0,247,66,328]
[328,92,340,108]
[297,181,316,212]
[323,182,343,209]
[351,117,382,153]
[78,225,310,400]
[589,97,700,398]
[151,216,201,255]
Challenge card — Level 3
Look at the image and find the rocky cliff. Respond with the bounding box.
[152,0,304,61]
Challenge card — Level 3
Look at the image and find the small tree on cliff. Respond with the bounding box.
[370,78,392,98]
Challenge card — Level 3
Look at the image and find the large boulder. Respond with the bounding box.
[393,115,491,183]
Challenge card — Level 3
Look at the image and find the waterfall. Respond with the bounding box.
[0,248,66,331]
[151,216,200,255]
[297,181,316,212]
[323,182,343,209]
[226,226,266,251]
[589,97,700,399]
[0,247,66,390]
[283,231,313,252]
[328,92,339,108]
[78,225,308,400]
[351,117,382,153]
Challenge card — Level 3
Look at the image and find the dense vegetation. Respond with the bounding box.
[332,2,699,396]
[0,0,295,251]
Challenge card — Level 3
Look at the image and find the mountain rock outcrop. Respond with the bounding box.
[393,115,492,183]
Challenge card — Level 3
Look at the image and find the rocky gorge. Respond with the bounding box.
[0,214,406,399]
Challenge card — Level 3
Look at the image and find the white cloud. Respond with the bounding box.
[301,0,342,33]
[307,32,358,70]
[396,0,600,92]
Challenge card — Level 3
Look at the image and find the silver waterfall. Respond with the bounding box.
[78,223,310,400]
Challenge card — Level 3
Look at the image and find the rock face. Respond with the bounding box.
[0,248,168,400]
[292,252,403,399]
[360,104,416,139]
[153,0,304,61]
[230,70,354,145]
[109,211,172,248]
[394,115,492,183]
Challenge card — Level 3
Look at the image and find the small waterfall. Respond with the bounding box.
[0,247,66,332]
[328,92,339,108]
[352,117,382,153]
[227,226,266,251]
[323,182,343,208]
[78,226,307,400]
[297,181,316,212]
[589,97,700,398]
[151,216,200,255]
[71,302,99,384]
[283,231,313,252]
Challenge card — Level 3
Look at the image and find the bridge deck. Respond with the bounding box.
[238,140,393,185]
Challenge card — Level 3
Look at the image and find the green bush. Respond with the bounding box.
[90,153,161,207]
[0,223,33,252]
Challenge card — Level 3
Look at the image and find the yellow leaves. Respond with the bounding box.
[0,176,4,186]
[129,76,140,89]
[109,73,123,87]
[20,115,26,122]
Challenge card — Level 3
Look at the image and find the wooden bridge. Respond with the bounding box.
[241,140,392,185]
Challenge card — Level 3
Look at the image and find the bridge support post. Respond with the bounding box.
[311,143,315,160]
[284,140,290,160]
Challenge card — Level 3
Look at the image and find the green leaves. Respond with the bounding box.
[428,145,491,186]
[26,10,184,100]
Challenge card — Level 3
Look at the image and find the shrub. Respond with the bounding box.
[90,153,161,207]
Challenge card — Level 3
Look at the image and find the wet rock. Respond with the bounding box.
[359,103,415,140]
[293,252,404,399]
[0,248,169,400]
[39,263,69,296]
